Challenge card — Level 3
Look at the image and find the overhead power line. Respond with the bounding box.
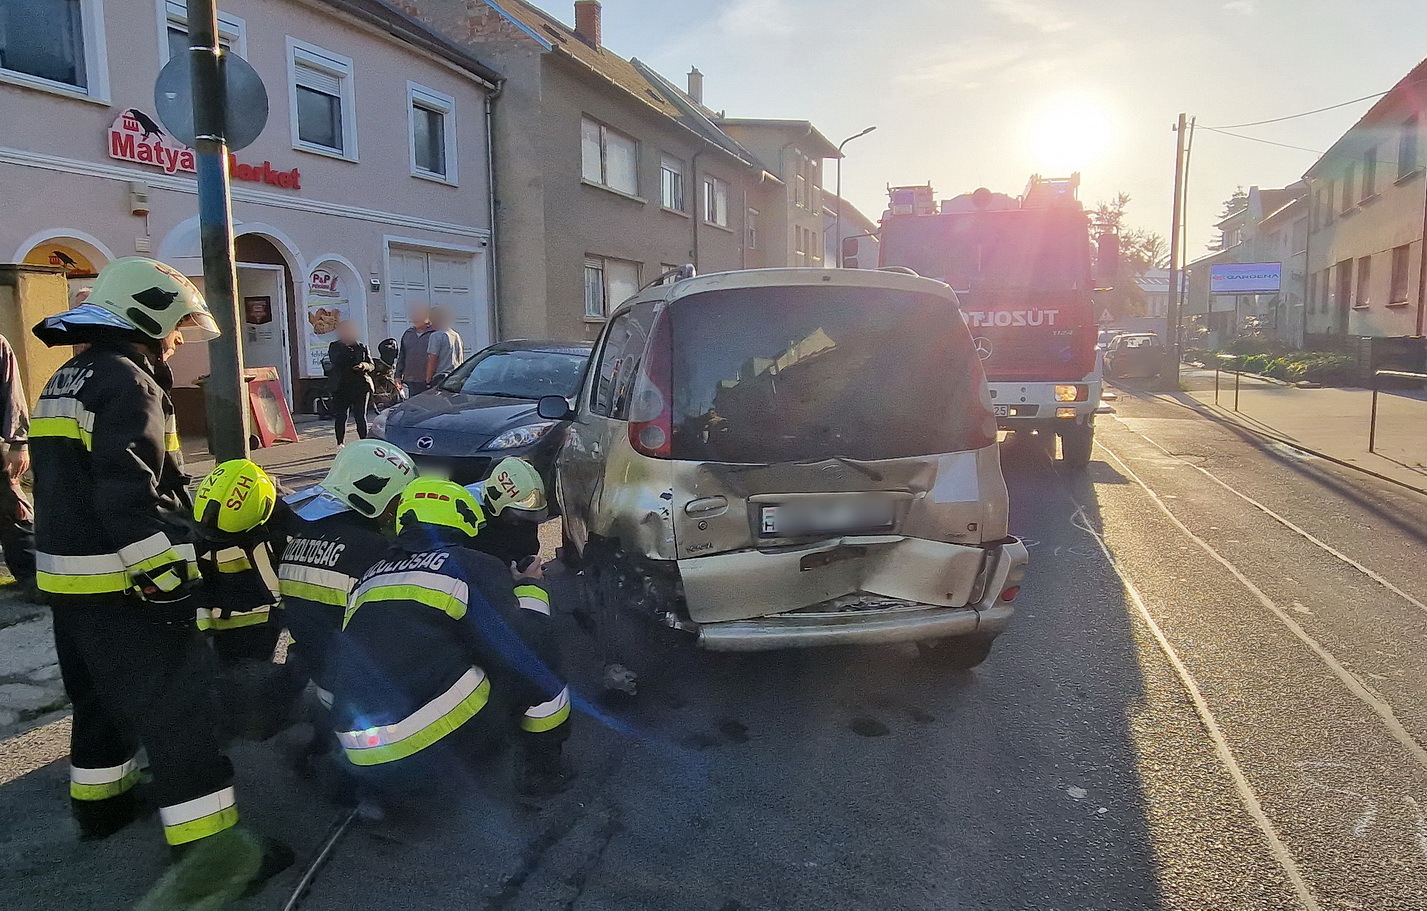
[1198,126,1323,154]
[1205,91,1387,130]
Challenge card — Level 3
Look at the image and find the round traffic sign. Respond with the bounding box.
[154,50,269,151]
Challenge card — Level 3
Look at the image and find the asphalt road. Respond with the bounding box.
[4,386,1427,910]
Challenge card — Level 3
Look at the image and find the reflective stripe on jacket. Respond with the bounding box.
[337,666,490,765]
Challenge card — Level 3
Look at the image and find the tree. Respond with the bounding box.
[1207,187,1250,252]
[1091,193,1169,318]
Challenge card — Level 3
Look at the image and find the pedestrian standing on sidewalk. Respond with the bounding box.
[0,332,35,587]
[395,303,432,397]
[328,319,374,446]
[425,304,464,388]
[28,257,291,905]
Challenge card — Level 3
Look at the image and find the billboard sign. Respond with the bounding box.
[1211,263,1281,294]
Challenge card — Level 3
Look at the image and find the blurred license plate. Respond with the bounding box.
[760,500,894,537]
[993,405,1009,417]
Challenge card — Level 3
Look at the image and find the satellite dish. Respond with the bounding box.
[154,50,269,151]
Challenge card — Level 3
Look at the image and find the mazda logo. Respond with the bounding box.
[973,336,993,360]
[416,436,435,450]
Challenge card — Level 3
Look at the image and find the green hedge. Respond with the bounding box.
[1211,350,1357,385]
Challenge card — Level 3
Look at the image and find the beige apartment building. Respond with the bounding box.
[1304,58,1427,345]
[398,0,859,339]
[404,0,767,341]
[0,0,500,412]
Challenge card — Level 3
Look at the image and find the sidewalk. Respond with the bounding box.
[182,413,339,487]
[1168,368,1427,493]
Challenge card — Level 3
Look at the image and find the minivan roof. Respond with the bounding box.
[628,268,960,311]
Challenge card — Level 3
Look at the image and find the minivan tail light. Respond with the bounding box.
[628,312,673,458]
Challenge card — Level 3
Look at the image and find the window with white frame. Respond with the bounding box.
[0,0,108,98]
[746,207,758,250]
[581,117,638,195]
[659,155,685,210]
[408,82,456,183]
[159,0,244,63]
[584,256,641,319]
[703,176,729,227]
[288,38,356,159]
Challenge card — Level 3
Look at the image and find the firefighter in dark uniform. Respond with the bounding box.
[274,440,415,709]
[29,257,290,905]
[191,457,282,662]
[328,477,572,807]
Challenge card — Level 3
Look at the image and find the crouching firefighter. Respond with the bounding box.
[328,477,573,806]
[29,257,291,903]
[191,459,282,663]
[274,440,416,713]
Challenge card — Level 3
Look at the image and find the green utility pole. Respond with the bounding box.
[188,0,249,460]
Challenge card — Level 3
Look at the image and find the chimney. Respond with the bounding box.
[687,66,704,104]
[573,0,602,47]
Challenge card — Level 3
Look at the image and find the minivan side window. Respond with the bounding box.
[590,304,655,418]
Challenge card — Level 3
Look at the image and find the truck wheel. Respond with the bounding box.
[916,634,996,670]
[1059,425,1094,469]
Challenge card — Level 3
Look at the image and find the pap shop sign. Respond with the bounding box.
[107,109,301,190]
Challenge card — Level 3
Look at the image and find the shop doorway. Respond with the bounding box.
[236,264,292,404]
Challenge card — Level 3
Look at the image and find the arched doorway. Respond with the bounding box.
[18,234,112,304]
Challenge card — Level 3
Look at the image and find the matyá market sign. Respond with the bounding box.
[108,108,301,190]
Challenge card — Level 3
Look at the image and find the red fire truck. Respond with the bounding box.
[874,174,1117,468]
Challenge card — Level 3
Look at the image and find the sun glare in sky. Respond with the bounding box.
[1028,97,1113,174]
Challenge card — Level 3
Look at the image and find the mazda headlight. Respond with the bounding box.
[484,422,556,450]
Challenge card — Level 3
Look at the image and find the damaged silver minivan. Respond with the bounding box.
[540,267,1027,670]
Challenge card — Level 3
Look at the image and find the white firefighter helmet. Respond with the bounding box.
[470,457,548,522]
[290,440,416,520]
[84,257,219,341]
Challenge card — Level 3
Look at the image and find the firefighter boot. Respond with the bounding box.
[516,742,574,807]
[72,789,143,840]
[135,827,294,911]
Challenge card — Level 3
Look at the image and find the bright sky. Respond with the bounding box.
[579,0,1427,257]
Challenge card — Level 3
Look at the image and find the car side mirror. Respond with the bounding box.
[840,235,860,269]
[431,371,449,387]
[537,395,575,420]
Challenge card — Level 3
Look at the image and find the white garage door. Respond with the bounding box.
[387,246,489,357]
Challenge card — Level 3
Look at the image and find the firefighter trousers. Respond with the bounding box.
[52,600,240,846]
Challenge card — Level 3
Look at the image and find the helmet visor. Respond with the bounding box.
[177,311,221,341]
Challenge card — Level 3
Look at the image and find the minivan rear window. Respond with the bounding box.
[668,286,994,463]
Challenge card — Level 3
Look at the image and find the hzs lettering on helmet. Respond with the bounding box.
[498,471,519,497]
[225,474,253,510]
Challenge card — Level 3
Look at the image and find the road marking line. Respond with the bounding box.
[1066,500,1323,911]
[1091,439,1427,771]
[1132,428,1427,616]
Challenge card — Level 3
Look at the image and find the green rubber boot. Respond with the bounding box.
[134,827,293,911]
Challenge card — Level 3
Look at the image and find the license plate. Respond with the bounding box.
[760,500,895,537]
[993,404,1009,417]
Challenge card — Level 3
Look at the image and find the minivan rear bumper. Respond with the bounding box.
[694,538,1027,652]
[697,602,1014,651]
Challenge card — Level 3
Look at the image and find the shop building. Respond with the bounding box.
[0,0,501,413]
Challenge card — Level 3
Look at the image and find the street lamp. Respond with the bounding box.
[835,126,876,266]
